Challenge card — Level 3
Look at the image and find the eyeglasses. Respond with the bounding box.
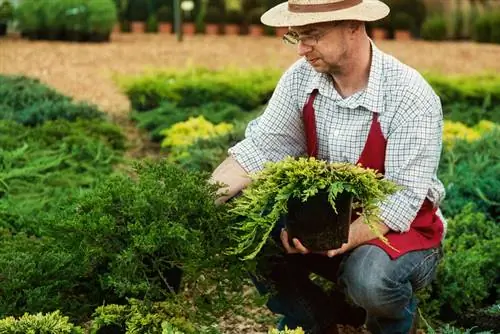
[282,25,338,47]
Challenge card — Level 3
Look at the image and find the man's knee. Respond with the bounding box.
[339,245,412,317]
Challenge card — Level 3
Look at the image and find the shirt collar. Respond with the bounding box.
[305,40,385,114]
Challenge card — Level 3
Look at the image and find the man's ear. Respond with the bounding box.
[347,20,363,34]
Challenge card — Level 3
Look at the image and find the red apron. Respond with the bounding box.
[303,89,443,259]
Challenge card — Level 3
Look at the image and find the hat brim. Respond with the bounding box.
[261,0,390,27]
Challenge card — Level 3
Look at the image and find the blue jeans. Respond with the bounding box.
[251,236,442,334]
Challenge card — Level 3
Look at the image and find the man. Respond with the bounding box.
[211,0,446,333]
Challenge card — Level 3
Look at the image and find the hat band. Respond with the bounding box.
[288,0,362,13]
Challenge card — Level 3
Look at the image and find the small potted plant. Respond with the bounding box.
[224,9,242,35]
[157,6,172,34]
[368,15,390,40]
[248,7,264,37]
[226,157,399,260]
[0,0,14,37]
[204,6,222,35]
[392,12,415,41]
[128,0,149,33]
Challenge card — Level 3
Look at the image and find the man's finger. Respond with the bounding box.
[327,243,349,257]
[280,229,296,253]
[292,238,310,254]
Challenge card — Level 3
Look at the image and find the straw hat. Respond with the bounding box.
[261,0,390,27]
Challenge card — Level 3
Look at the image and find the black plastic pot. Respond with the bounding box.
[285,190,352,252]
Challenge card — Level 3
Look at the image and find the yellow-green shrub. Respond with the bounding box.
[268,327,305,334]
[0,311,83,333]
[443,120,498,147]
[160,116,233,149]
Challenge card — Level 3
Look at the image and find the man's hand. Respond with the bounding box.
[210,156,251,205]
[280,216,390,257]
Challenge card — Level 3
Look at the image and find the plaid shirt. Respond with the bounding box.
[229,42,446,233]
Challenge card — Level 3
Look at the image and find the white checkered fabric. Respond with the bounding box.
[229,42,447,233]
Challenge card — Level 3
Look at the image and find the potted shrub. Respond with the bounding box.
[128,0,148,33]
[369,16,390,40]
[0,0,14,37]
[157,5,172,34]
[224,9,241,35]
[248,7,264,37]
[204,6,222,35]
[181,3,196,36]
[227,157,399,260]
[87,0,117,42]
[392,12,414,41]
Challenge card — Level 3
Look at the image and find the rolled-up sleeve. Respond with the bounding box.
[379,93,444,232]
[228,70,306,173]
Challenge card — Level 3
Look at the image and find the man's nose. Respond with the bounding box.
[297,42,313,57]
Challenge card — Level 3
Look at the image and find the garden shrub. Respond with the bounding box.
[473,14,491,43]
[15,0,117,41]
[424,74,500,125]
[160,116,233,157]
[168,121,247,172]
[0,231,104,319]
[131,102,249,142]
[443,120,498,147]
[89,299,195,334]
[0,119,125,235]
[119,68,281,111]
[419,204,499,327]
[0,74,105,126]
[439,129,499,221]
[0,75,68,110]
[52,159,243,301]
[1,99,104,126]
[0,310,83,334]
[421,16,448,41]
[473,11,500,44]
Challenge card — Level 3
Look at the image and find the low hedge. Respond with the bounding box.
[0,75,105,126]
[118,68,281,112]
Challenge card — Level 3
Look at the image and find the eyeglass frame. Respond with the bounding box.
[282,22,341,47]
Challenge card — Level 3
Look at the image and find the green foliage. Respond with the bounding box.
[391,12,415,31]
[53,159,240,300]
[438,130,499,221]
[87,0,118,34]
[146,14,158,33]
[0,311,83,333]
[90,299,195,334]
[421,16,448,41]
[0,0,14,22]
[228,157,400,260]
[131,102,250,142]
[127,0,149,21]
[157,6,172,22]
[0,231,103,319]
[473,14,492,43]
[418,204,499,324]
[118,68,281,112]
[268,327,305,334]
[473,11,500,44]
[0,75,69,110]
[0,74,105,126]
[169,119,249,173]
[424,74,500,125]
[1,99,104,126]
[14,0,117,39]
